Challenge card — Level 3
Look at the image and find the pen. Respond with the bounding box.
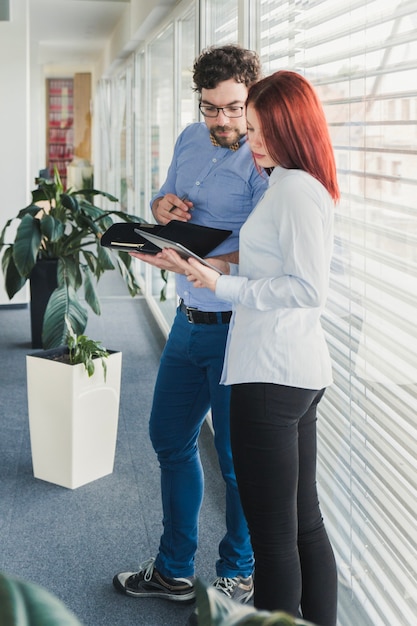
[169,195,188,212]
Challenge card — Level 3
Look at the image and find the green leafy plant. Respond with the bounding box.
[0,571,84,625]
[0,168,143,348]
[66,318,109,379]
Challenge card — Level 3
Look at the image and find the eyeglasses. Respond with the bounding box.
[199,104,244,118]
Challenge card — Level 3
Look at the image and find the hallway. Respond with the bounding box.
[0,296,225,625]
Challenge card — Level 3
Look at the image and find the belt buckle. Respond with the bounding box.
[186,306,197,323]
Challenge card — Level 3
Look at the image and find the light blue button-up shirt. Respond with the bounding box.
[151,122,268,312]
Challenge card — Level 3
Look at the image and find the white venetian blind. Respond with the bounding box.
[256,1,417,624]
[202,0,238,44]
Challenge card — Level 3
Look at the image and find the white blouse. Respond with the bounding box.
[216,166,334,390]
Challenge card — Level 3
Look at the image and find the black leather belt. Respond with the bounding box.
[179,299,232,325]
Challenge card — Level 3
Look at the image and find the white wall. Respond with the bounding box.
[0,0,30,305]
[0,1,102,307]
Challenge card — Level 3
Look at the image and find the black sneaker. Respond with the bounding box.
[188,575,253,625]
[113,557,195,603]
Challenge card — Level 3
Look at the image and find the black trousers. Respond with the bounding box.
[230,383,337,626]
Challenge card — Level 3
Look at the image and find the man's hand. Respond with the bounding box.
[152,194,193,224]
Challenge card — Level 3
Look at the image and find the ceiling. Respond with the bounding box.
[29,0,142,67]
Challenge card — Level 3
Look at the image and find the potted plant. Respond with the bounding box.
[0,168,143,348]
[26,319,122,490]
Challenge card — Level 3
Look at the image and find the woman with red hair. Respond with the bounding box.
[163,70,339,626]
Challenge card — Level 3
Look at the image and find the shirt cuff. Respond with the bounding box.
[216,275,246,304]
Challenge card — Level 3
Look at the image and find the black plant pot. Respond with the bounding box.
[29,259,58,348]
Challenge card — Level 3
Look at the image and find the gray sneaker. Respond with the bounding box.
[212,576,254,602]
[113,557,195,603]
[188,575,253,624]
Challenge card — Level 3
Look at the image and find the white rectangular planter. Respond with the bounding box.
[26,349,122,489]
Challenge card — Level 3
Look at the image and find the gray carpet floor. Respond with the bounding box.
[0,296,225,626]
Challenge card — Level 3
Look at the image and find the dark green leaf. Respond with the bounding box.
[0,218,14,247]
[66,323,108,378]
[33,172,61,205]
[82,266,101,315]
[58,257,82,289]
[160,269,168,302]
[61,193,79,213]
[42,285,88,348]
[114,253,141,297]
[2,247,27,298]
[40,214,65,242]
[31,187,54,204]
[96,242,116,272]
[81,249,97,274]
[73,211,99,234]
[13,214,42,277]
[1,245,11,275]
[15,203,44,220]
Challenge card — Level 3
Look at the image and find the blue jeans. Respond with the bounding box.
[150,308,253,579]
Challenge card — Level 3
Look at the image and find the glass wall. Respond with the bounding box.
[202,0,238,44]
[253,1,417,624]
[160,5,198,309]
[95,0,417,623]
[178,6,198,130]
[118,64,134,213]
[134,50,146,220]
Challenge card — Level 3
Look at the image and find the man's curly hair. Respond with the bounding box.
[192,44,262,93]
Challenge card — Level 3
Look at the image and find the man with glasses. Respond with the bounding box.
[200,103,245,117]
[113,45,267,618]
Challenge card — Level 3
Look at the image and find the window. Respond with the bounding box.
[178,6,198,131]
[255,1,417,624]
[118,65,134,213]
[132,3,197,328]
[134,50,146,220]
[162,6,199,308]
[202,0,238,45]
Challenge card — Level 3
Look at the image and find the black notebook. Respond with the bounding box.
[134,227,228,273]
[101,221,232,262]
[101,222,163,254]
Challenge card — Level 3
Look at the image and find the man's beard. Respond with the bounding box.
[211,126,244,148]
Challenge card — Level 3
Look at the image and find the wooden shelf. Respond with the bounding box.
[45,78,74,187]
[45,74,92,189]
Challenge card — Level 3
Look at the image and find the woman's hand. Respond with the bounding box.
[162,250,228,291]
[130,248,229,286]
